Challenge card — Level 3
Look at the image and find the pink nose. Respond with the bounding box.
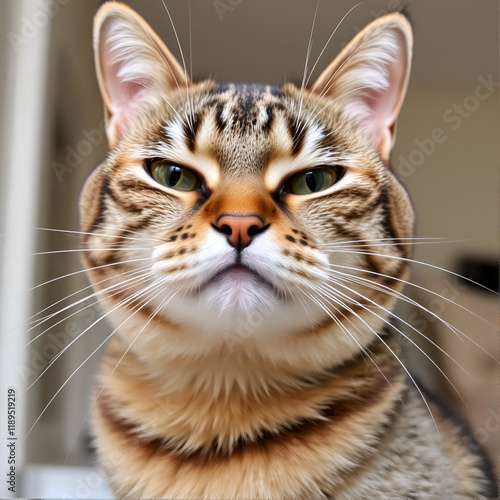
[214,215,266,250]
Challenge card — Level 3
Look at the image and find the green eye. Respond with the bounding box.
[287,167,341,195]
[150,160,201,191]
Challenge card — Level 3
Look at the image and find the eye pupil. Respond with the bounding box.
[168,166,182,187]
[305,171,318,192]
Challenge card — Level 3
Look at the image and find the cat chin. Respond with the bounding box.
[152,277,323,342]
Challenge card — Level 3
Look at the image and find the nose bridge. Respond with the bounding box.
[206,180,275,219]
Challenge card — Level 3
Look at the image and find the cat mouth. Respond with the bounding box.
[194,264,278,296]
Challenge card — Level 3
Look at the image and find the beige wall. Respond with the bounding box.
[395,83,499,271]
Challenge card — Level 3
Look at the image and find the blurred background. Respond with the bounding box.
[0,0,498,497]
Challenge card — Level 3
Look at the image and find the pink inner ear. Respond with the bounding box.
[360,87,395,152]
[359,42,407,155]
[99,35,147,138]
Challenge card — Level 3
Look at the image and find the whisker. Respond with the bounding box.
[25,278,168,439]
[64,281,184,464]
[92,223,165,243]
[29,257,152,297]
[325,263,499,361]
[308,285,442,441]
[35,227,158,244]
[27,269,153,343]
[188,0,193,82]
[325,266,470,346]
[26,276,162,392]
[298,285,402,403]
[326,248,498,295]
[296,41,370,133]
[31,247,151,256]
[321,239,461,249]
[25,265,151,333]
[160,0,195,132]
[318,279,471,409]
[304,3,364,88]
[299,30,387,133]
[3,258,152,331]
[297,1,321,125]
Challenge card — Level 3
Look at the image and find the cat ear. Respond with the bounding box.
[311,13,412,162]
[94,2,189,147]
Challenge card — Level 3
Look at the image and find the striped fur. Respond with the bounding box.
[80,3,496,498]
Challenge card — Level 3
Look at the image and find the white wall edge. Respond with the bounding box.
[0,0,52,497]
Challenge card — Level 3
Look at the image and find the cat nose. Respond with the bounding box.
[213,214,268,251]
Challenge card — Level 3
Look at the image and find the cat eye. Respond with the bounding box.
[285,166,342,195]
[149,160,201,192]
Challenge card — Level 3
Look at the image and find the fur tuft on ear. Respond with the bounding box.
[311,13,413,162]
[94,1,189,147]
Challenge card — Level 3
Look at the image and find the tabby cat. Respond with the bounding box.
[80,2,496,498]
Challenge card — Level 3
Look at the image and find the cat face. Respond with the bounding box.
[81,2,414,363]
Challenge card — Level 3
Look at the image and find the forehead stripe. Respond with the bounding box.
[288,118,306,157]
[214,103,226,134]
[183,112,202,153]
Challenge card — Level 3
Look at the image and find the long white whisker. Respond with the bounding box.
[3,259,152,334]
[309,285,442,440]
[297,1,321,125]
[325,266,471,348]
[326,261,499,331]
[318,279,471,409]
[299,285,402,403]
[64,281,184,464]
[92,223,164,242]
[25,265,151,333]
[160,0,195,133]
[304,3,364,88]
[26,267,153,339]
[29,257,151,296]
[325,263,499,362]
[25,278,167,439]
[319,236,450,247]
[326,248,498,295]
[26,275,153,350]
[26,276,162,392]
[188,0,193,82]
[298,31,386,134]
[35,227,160,244]
[325,240,463,249]
[31,247,150,256]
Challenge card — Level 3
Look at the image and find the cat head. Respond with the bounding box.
[81,1,414,370]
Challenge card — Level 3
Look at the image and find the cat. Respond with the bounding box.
[79,1,497,498]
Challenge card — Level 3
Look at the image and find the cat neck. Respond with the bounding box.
[96,327,404,457]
